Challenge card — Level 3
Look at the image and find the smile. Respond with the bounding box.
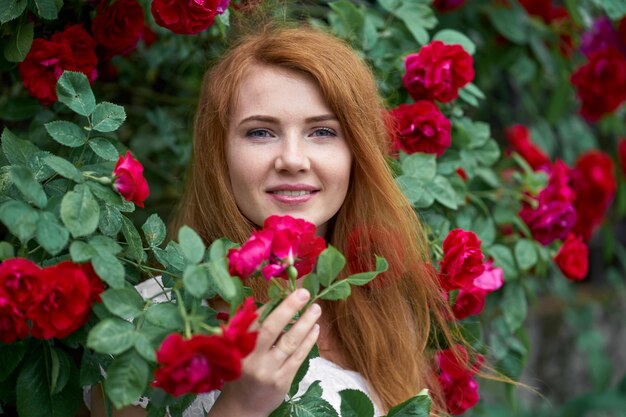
[271,190,313,196]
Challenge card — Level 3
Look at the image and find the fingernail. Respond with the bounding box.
[309,303,321,316]
[296,288,310,301]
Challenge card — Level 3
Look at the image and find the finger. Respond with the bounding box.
[255,289,311,351]
[279,323,320,377]
[272,303,321,361]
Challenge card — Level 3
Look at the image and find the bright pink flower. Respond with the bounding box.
[402,41,474,103]
[0,297,29,343]
[113,151,150,208]
[228,229,274,278]
[437,345,483,415]
[554,234,588,281]
[389,101,452,156]
[153,333,241,396]
[221,297,258,357]
[505,125,550,171]
[0,258,42,311]
[452,260,503,320]
[439,229,485,291]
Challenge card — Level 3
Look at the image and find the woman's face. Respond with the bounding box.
[226,64,352,236]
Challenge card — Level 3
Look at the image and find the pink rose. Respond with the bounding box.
[402,40,474,103]
[554,234,588,281]
[113,151,150,208]
[439,229,485,291]
[227,230,273,279]
[151,0,221,35]
[389,101,452,156]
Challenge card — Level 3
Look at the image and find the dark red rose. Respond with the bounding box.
[439,229,485,291]
[151,0,220,35]
[554,234,588,281]
[18,39,75,104]
[92,0,145,57]
[141,25,158,48]
[539,160,576,204]
[80,262,106,304]
[432,0,466,12]
[0,297,30,343]
[389,101,452,156]
[619,17,626,47]
[437,345,483,415]
[402,40,474,103]
[113,151,150,208]
[0,258,42,311]
[570,151,616,241]
[519,200,576,246]
[571,48,626,121]
[51,25,98,82]
[505,124,550,170]
[27,261,92,339]
[519,0,568,24]
[153,333,241,396]
[618,138,626,177]
[580,17,625,58]
[221,297,258,357]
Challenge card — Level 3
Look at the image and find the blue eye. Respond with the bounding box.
[247,129,273,138]
[312,128,336,137]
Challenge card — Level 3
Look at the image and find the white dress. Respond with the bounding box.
[85,278,382,417]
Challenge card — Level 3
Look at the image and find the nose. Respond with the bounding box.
[274,134,310,173]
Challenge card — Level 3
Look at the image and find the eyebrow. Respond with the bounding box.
[237,114,338,126]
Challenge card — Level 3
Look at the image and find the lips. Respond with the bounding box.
[266,184,319,204]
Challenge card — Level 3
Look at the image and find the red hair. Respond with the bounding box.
[172,24,460,414]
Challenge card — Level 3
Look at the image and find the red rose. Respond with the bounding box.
[570,48,626,121]
[570,151,616,241]
[228,229,274,279]
[437,345,483,415]
[432,0,466,12]
[439,229,485,291]
[452,260,503,320]
[505,125,550,170]
[81,262,106,304]
[0,297,30,343]
[222,297,258,357]
[18,39,75,104]
[389,101,452,156]
[554,234,588,281]
[0,258,42,311]
[27,261,93,339]
[617,138,626,177]
[539,160,576,204]
[51,25,98,82]
[113,151,150,207]
[619,17,626,46]
[402,40,474,103]
[153,333,241,396]
[92,0,145,57]
[519,0,567,24]
[151,0,220,35]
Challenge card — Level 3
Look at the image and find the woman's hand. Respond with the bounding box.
[208,288,321,417]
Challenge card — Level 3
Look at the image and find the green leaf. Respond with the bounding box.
[104,350,149,409]
[2,128,39,166]
[432,29,475,55]
[178,225,206,264]
[428,175,457,209]
[0,0,28,24]
[0,200,39,243]
[474,139,501,166]
[319,280,351,301]
[88,137,119,161]
[346,256,388,286]
[134,332,157,362]
[43,155,84,183]
[0,342,27,381]
[0,241,15,260]
[473,216,496,247]
[339,389,375,417]
[92,252,125,289]
[400,152,436,181]
[396,176,434,208]
[60,184,100,237]
[32,0,58,19]
[487,6,528,44]
[87,317,136,354]
[101,288,145,319]
[288,346,318,398]
[302,273,320,297]
[121,215,146,262]
[183,264,211,298]
[502,284,527,333]
[99,205,123,236]
[36,211,68,255]
[486,244,518,281]
[45,121,87,148]
[91,102,127,132]
[292,390,338,417]
[208,260,237,302]
[602,0,626,19]
[514,239,538,271]
[89,235,122,254]
[4,21,33,62]
[386,389,431,417]
[49,348,71,395]
[145,303,184,329]
[56,71,96,116]
[70,240,97,262]
[316,246,346,287]
[10,165,47,208]
[143,213,166,247]
[394,3,436,45]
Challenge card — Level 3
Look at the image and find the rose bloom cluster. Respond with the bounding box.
[388,40,473,157]
[153,297,258,396]
[571,16,626,121]
[113,151,150,208]
[436,345,484,415]
[227,215,326,281]
[0,258,104,343]
[438,229,503,321]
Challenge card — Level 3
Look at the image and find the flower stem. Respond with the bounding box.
[174,288,192,339]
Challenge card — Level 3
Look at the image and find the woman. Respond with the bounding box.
[93,23,460,417]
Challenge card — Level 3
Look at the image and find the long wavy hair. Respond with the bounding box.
[171,24,460,414]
